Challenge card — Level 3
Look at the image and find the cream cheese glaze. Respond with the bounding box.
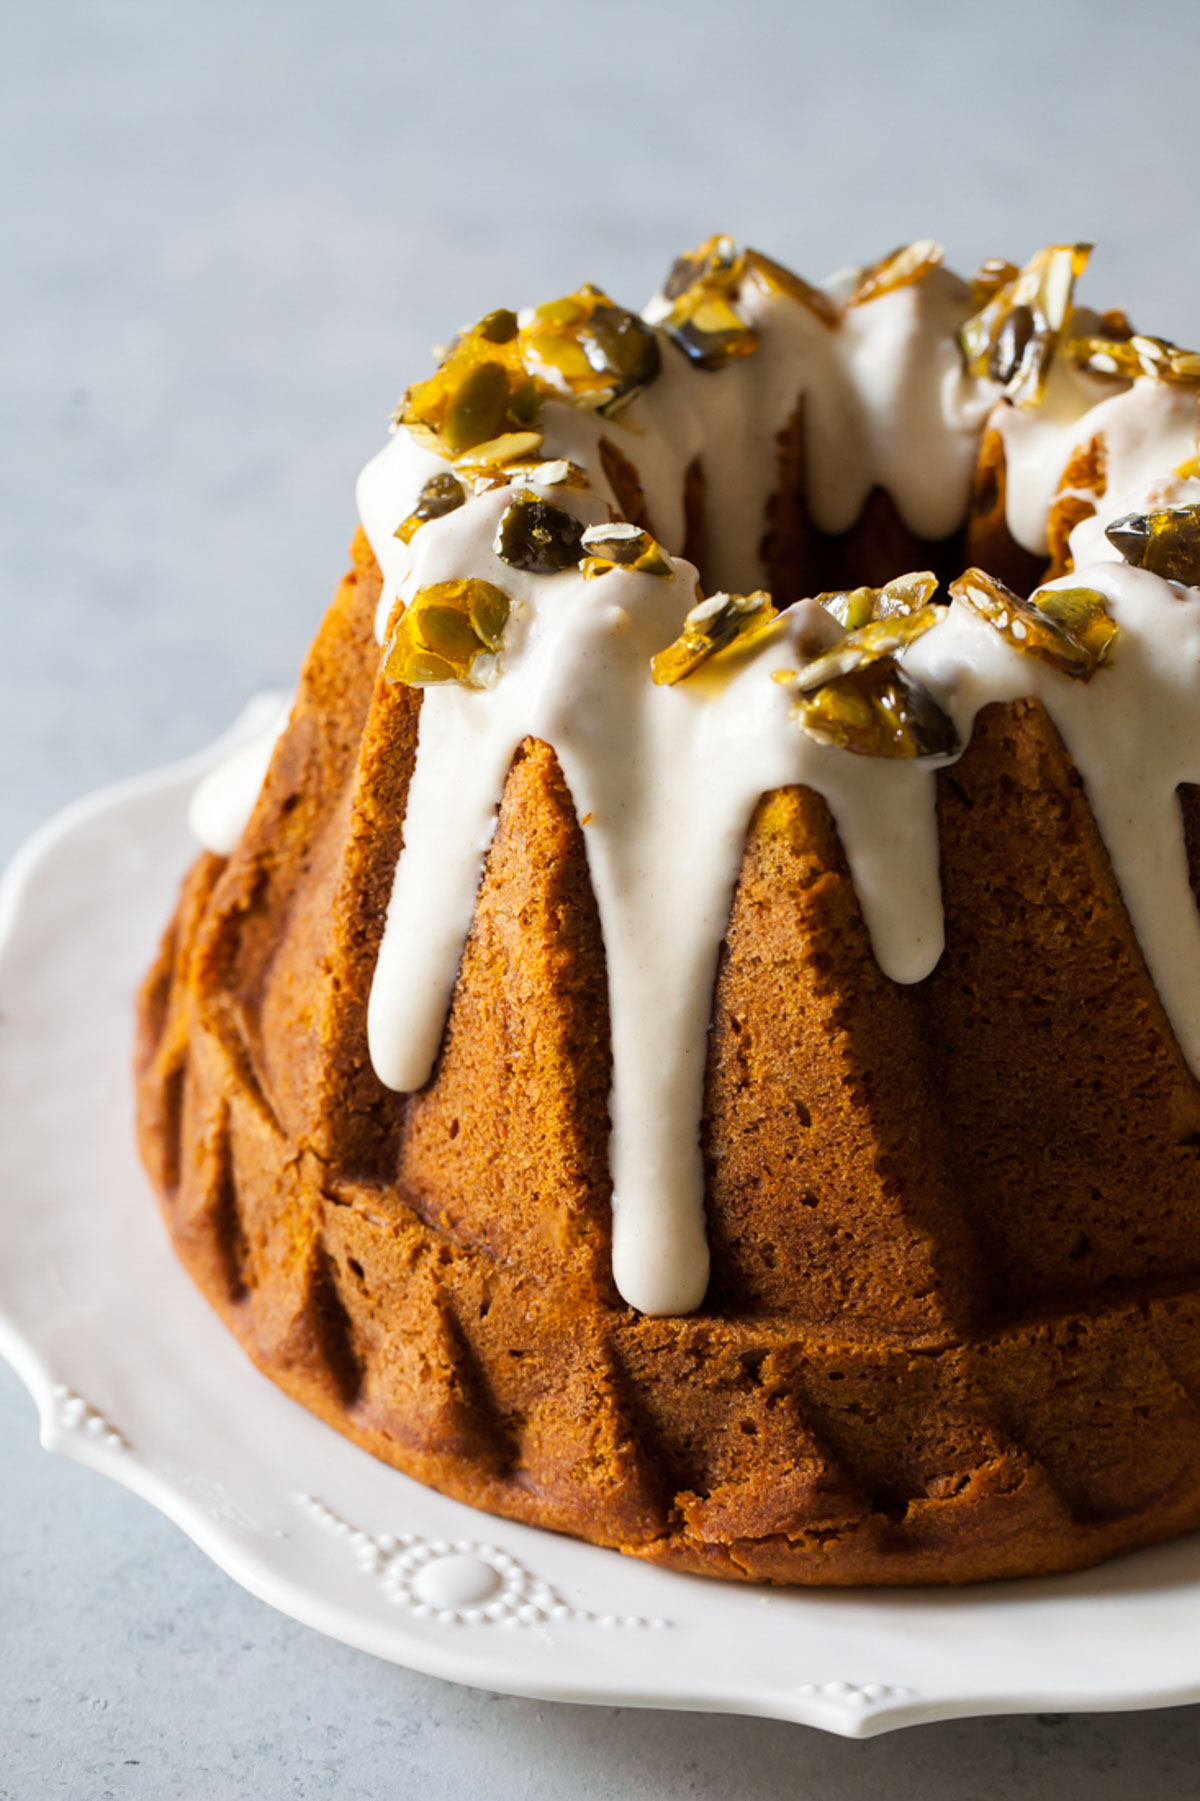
[997,363,1200,556]
[193,249,1200,1318]
[188,698,291,855]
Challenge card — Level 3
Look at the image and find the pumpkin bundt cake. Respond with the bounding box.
[136,237,1200,1584]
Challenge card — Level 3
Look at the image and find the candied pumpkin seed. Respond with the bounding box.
[495,491,586,573]
[469,455,589,494]
[669,238,837,327]
[506,377,543,426]
[959,243,1091,407]
[1105,505,1200,585]
[1035,586,1122,658]
[520,284,661,412]
[825,589,875,633]
[400,309,539,460]
[846,240,945,308]
[453,430,545,475]
[383,578,511,688]
[534,295,586,327]
[394,472,466,544]
[411,604,484,665]
[742,248,840,325]
[663,233,740,301]
[524,330,594,383]
[779,604,942,694]
[659,233,761,370]
[578,304,662,387]
[527,457,588,488]
[1097,308,1135,340]
[816,570,939,631]
[475,308,520,344]
[989,305,1034,386]
[650,591,778,685]
[664,295,758,370]
[949,566,1117,678]
[791,660,959,759]
[579,522,674,580]
[1068,332,1200,387]
[970,257,1020,306]
[440,360,511,454]
[400,282,663,454]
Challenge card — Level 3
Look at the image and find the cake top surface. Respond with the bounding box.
[195,236,1200,1316]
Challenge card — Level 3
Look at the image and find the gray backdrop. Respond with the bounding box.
[4,0,1200,1794]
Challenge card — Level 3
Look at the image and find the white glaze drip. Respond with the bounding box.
[365,499,949,1315]
[997,369,1199,556]
[189,698,291,855]
[338,258,1200,1317]
[631,268,994,589]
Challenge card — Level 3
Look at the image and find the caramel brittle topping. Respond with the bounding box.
[580,522,674,580]
[465,452,588,494]
[1105,505,1200,585]
[949,566,1117,677]
[399,283,662,461]
[1069,332,1200,387]
[394,473,466,544]
[400,309,541,460]
[846,240,945,308]
[815,570,939,632]
[521,284,662,414]
[959,243,1091,407]
[741,248,840,325]
[970,258,1020,307]
[453,430,545,476]
[660,234,761,370]
[790,661,959,759]
[661,234,839,367]
[494,492,586,573]
[776,600,955,759]
[383,578,511,688]
[650,590,778,685]
[780,603,942,692]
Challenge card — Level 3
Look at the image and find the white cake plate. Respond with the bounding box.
[5,699,1200,1739]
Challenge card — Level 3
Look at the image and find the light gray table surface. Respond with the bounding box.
[5,1,1200,1794]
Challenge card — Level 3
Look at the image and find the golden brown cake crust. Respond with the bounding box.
[135,531,1200,1586]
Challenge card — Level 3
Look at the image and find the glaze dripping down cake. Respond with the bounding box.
[137,237,1200,1584]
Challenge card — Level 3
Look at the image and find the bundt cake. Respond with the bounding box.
[136,237,1200,1584]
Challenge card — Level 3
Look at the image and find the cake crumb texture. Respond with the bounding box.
[136,535,1200,1585]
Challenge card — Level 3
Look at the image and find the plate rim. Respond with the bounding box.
[5,701,1200,1741]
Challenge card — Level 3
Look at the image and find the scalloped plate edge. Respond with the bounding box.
[4,703,1200,1738]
